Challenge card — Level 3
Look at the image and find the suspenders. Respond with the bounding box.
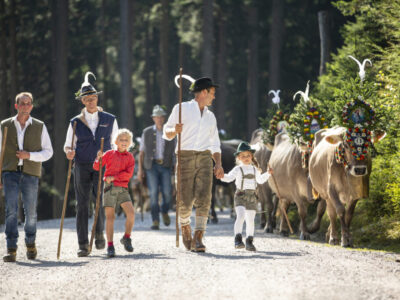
[239,166,256,190]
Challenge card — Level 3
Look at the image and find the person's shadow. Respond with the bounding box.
[16,259,88,268]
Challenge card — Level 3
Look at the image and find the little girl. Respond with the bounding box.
[93,129,136,258]
[221,141,272,251]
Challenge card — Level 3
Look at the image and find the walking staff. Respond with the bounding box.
[176,68,183,247]
[57,121,77,259]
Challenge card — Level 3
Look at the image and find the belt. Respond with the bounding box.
[16,166,23,172]
[180,150,211,155]
[154,159,164,165]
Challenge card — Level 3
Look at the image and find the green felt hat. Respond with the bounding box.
[234,142,255,156]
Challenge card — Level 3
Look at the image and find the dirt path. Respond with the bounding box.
[1,212,399,300]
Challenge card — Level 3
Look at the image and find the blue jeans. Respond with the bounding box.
[145,163,172,222]
[2,171,39,249]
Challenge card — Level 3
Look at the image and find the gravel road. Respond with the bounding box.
[1,211,399,300]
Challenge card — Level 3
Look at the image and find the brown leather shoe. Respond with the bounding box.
[26,243,37,260]
[3,248,17,262]
[191,230,206,252]
[181,224,192,250]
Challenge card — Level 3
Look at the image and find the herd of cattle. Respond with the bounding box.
[212,126,385,248]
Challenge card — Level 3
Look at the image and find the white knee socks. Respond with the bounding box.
[245,210,256,237]
[234,207,256,237]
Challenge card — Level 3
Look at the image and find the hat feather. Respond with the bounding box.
[82,71,96,87]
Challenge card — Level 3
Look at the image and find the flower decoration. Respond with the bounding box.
[264,110,290,145]
[341,97,375,130]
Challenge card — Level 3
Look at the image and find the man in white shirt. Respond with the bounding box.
[163,77,224,252]
[1,92,53,262]
[64,72,118,257]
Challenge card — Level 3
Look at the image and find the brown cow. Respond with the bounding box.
[309,127,385,247]
[268,132,326,239]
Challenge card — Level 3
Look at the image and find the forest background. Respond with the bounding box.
[0,0,399,251]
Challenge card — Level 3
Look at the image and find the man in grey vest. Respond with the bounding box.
[0,92,53,262]
[138,105,176,230]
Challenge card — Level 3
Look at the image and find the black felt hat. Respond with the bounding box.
[75,72,103,100]
[234,142,256,156]
[189,77,219,93]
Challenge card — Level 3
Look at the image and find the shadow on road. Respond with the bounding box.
[98,253,174,261]
[16,259,88,268]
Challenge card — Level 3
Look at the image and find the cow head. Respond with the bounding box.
[325,128,386,177]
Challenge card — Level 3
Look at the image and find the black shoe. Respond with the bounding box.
[95,233,106,250]
[162,213,171,226]
[26,243,37,260]
[151,220,160,230]
[120,236,134,252]
[77,244,89,257]
[234,234,245,249]
[107,245,115,258]
[245,236,256,251]
[3,248,17,262]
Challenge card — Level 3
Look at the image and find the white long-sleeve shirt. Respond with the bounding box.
[0,116,53,165]
[162,99,221,154]
[63,108,119,152]
[221,164,270,190]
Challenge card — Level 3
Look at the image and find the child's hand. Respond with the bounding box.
[96,151,103,160]
[268,168,273,175]
[105,176,114,184]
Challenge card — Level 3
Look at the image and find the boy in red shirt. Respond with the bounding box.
[93,129,135,257]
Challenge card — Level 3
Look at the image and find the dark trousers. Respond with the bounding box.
[73,162,104,246]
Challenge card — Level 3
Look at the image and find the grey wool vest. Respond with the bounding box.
[142,125,175,169]
[1,117,43,177]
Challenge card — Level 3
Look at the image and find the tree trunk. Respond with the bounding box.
[0,0,8,121]
[120,0,134,131]
[51,0,69,218]
[318,11,331,76]
[201,0,213,77]
[159,0,169,108]
[246,3,259,139]
[268,0,284,107]
[8,0,17,114]
[216,16,227,131]
[144,12,153,119]
[100,0,109,110]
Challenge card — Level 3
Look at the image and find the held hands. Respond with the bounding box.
[268,167,273,175]
[16,151,30,160]
[214,164,224,179]
[105,176,114,184]
[66,150,75,160]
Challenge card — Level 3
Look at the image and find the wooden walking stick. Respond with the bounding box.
[268,164,294,234]
[0,127,8,188]
[57,121,77,259]
[176,67,183,247]
[89,137,104,254]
